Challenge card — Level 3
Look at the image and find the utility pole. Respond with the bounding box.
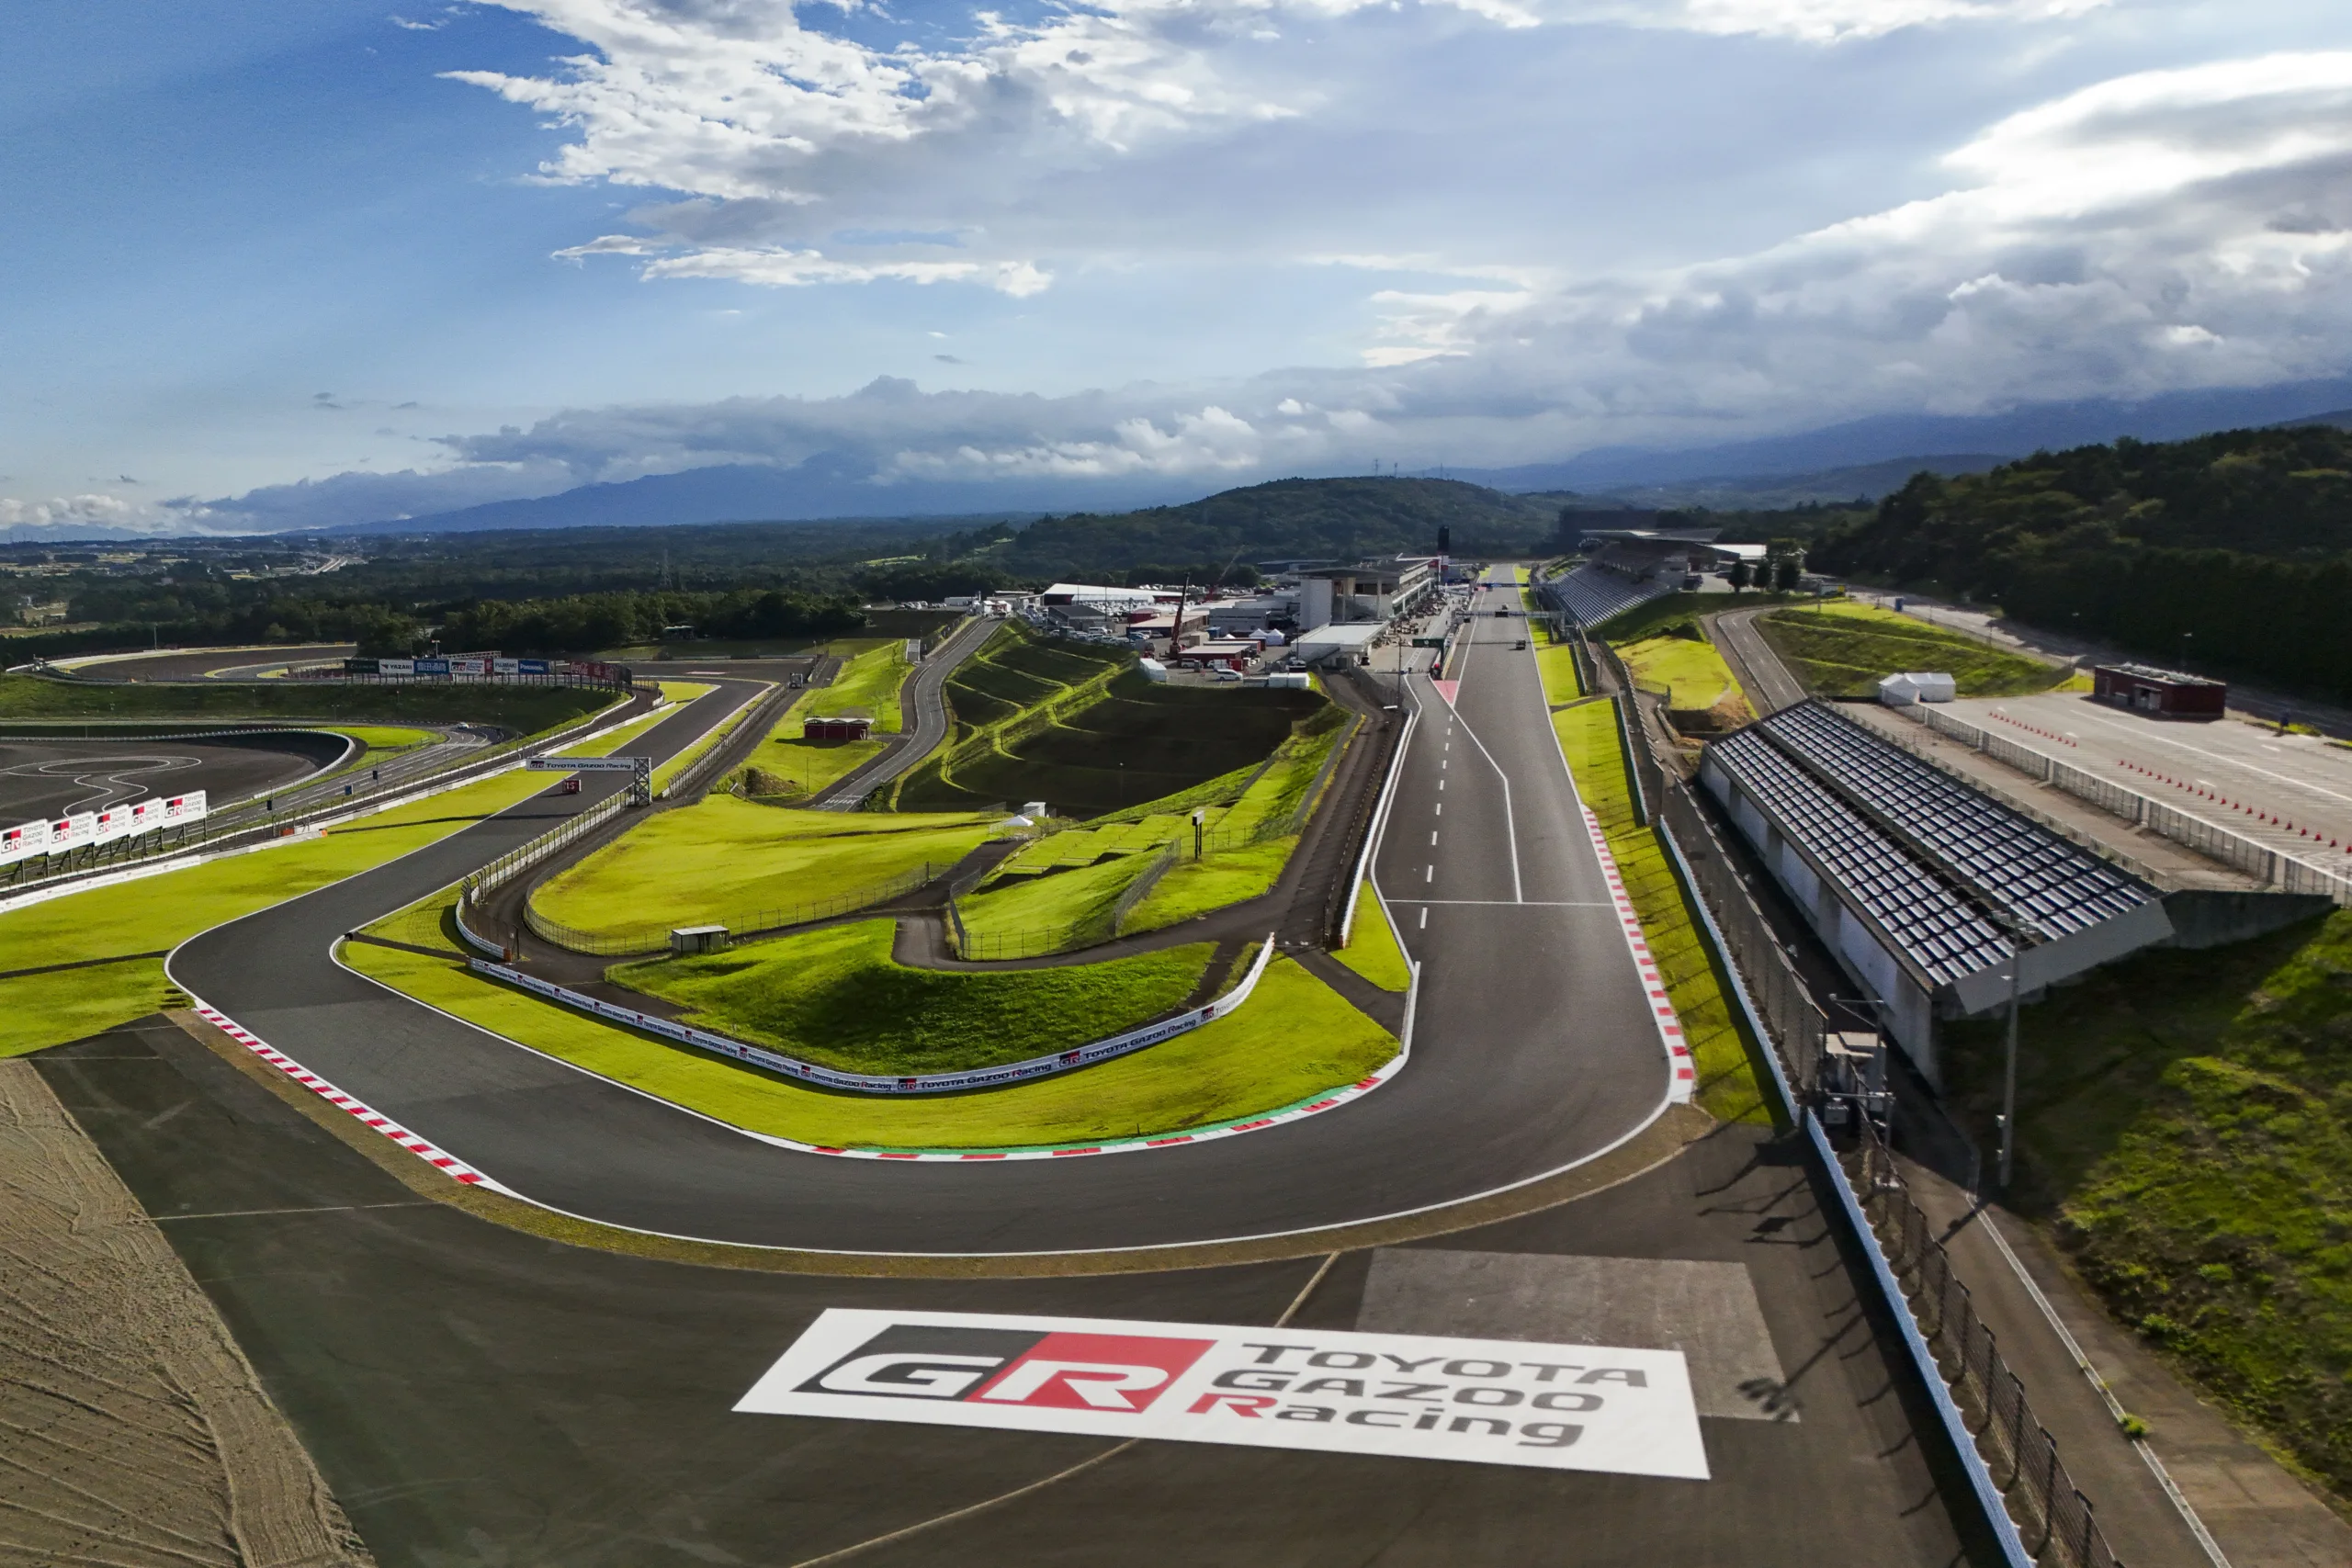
[1998,959,2022,1190]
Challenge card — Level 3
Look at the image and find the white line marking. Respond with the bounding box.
[1434,803,1442,816]
[1430,831,1438,846]
[2064,705,2352,811]
[1419,908,1429,929]
[1438,682,1524,904]
[1388,899,1616,907]
[1425,864,1434,882]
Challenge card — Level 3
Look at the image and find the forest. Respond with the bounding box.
[1811,423,2352,698]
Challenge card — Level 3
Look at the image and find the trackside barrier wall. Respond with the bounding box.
[1904,704,2352,905]
[469,936,1277,1095]
[1339,699,1419,947]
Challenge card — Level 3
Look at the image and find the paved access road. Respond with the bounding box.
[1949,691,2352,861]
[166,586,1674,1255]
[43,642,358,681]
[1708,607,1809,715]
[817,613,998,809]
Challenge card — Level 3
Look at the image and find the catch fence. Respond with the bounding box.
[1849,1117,2125,1568]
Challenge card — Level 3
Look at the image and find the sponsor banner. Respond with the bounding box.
[47,812,96,853]
[738,1310,1707,1479]
[523,755,648,773]
[91,805,140,844]
[493,658,521,675]
[470,939,1275,1097]
[449,657,490,676]
[413,658,452,676]
[161,791,206,826]
[343,657,379,676]
[128,797,164,833]
[517,658,551,675]
[377,658,415,677]
[0,818,50,865]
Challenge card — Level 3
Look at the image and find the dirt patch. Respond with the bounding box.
[0,1058,375,1568]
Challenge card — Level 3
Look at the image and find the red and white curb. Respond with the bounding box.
[1579,807,1696,1103]
[188,1001,506,1189]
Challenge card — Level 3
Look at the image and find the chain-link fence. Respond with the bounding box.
[1849,1118,2125,1568]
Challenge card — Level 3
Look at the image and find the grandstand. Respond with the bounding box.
[1701,700,2175,1083]
[1544,565,1674,628]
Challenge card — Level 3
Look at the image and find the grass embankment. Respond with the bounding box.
[1121,705,1353,934]
[734,642,910,801]
[1337,879,1411,992]
[530,798,993,942]
[1940,918,2352,1498]
[1758,601,2064,699]
[650,682,766,793]
[1586,590,1791,641]
[899,626,1325,818]
[1551,701,1771,1125]
[0,671,613,732]
[616,919,1203,1074]
[347,910,1398,1149]
[0,768,553,1056]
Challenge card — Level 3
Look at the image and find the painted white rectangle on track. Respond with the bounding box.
[736,1309,1707,1479]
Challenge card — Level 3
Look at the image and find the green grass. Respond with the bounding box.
[612,919,1206,1075]
[958,852,1159,951]
[1338,879,1411,991]
[1616,633,1749,715]
[1758,601,2066,699]
[1534,643,1584,707]
[328,725,438,752]
[343,934,1396,1150]
[0,671,614,732]
[806,642,910,732]
[530,796,993,942]
[1125,838,1295,933]
[1552,701,1771,1126]
[1588,590,1792,642]
[1939,916,2352,1499]
[0,768,553,1056]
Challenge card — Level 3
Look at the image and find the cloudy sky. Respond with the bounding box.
[5,0,2347,532]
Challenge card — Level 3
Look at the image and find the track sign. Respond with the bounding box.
[737,1309,1707,1479]
[0,818,49,865]
[526,756,648,773]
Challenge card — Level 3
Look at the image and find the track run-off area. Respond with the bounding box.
[162,588,1682,1257]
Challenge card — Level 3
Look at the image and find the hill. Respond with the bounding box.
[987,478,1559,582]
[1810,423,2352,699]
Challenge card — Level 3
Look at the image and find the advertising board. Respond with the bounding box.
[377,658,415,677]
[493,658,521,675]
[738,1310,1707,1479]
[0,818,49,865]
[518,659,550,675]
[413,658,452,676]
[46,813,96,853]
[161,791,206,825]
[91,805,138,844]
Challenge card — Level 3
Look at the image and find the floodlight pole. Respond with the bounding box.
[1997,960,2021,1191]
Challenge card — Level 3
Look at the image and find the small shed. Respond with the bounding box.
[804,714,875,741]
[2093,663,2225,720]
[671,924,729,955]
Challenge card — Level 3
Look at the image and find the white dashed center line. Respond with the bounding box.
[1430,831,1439,846]
[1425,864,1434,883]
[1419,908,1429,929]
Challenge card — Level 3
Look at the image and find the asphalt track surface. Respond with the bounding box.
[168,581,1672,1255]
[0,734,340,819]
[817,613,998,808]
[48,642,357,681]
[42,1015,1987,1568]
[1708,607,1809,716]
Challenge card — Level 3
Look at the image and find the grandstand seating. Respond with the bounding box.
[1543,564,1673,628]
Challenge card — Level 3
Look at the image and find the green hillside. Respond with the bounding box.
[1810,424,2352,699]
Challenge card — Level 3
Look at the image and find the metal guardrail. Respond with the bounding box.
[1849,1117,2125,1568]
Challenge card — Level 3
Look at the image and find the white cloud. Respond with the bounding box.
[0,494,144,529]
[1539,0,2105,44]
[156,49,2352,531]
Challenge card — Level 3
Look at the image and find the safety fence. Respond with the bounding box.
[1903,703,2352,904]
[0,690,639,896]
[1849,1117,2124,1568]
[661,680,796,804]
[522,860,948,957]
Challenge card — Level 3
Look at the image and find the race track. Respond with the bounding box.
[167,581,1672,1256]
